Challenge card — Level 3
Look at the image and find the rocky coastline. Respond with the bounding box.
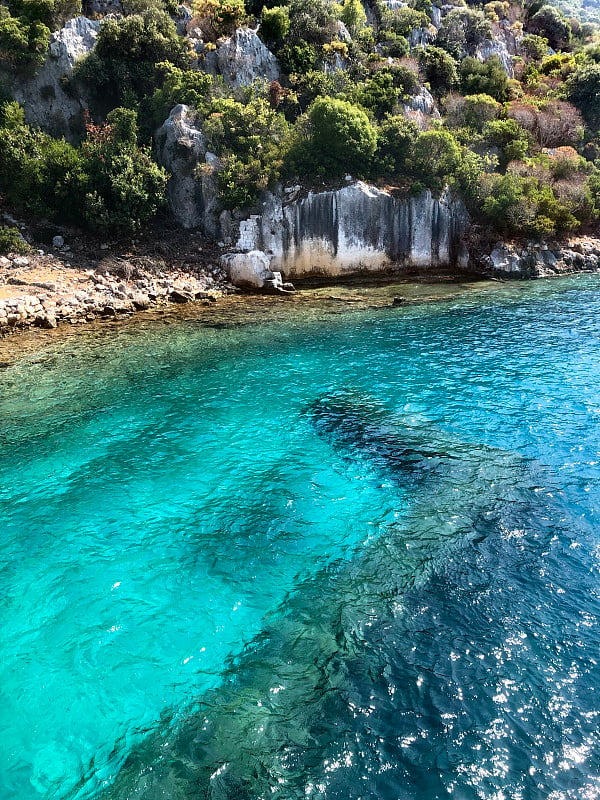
[1,229,599,340]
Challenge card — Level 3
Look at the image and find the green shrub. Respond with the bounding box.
[528,5,571,50]
[142,63,214,133]
[80,108,168,232]
[445,92,501,130]
[0,14,49,69]
[377,30,409,58]
[0,101,86,220]
[279,41,320,74]
[521,33,549,61]
[381,6,429,37]
[410,129,462,189]
[373,114,418,175]
[306,96,377,175]
[286,96,377,176]
[73,9,190,110]
[202,97,290,207]
[260,5,290,42]
[418,46,458,97]
[191,0,247,38]
[287,0,337,45]
[567,62,600,131]
[436,7,491,59]
[482,117,530,168]
[0,225,30,255]
[339,0,367,36]
[459,55,509,102]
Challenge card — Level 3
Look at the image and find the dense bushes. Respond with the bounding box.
[0,101,167,232]
[73,9,190,109]
[0,0,599,243]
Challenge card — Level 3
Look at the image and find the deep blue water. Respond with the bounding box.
[1,276,600,800]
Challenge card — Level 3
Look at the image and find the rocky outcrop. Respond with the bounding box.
[221,182,470,285]
[476,37,514,77]
[403,86,439,119]
[155,104,221,236]
[204,28,279,88]
[481,240,600,277]
[10,16,100,139]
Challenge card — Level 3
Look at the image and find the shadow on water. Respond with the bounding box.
[96,391,600,800]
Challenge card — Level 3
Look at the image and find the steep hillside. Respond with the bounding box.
[0,0,599,266]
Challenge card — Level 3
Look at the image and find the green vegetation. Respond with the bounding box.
[0,0,599,239]
[0,224,30,254]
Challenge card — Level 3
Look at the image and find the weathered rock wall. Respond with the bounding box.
[227,182,470,284]
[9,17,100,140]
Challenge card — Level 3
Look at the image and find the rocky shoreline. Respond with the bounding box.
[0,232,231,335]
[1,231,599,339]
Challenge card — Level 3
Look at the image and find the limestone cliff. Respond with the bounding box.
[223,183,470,287]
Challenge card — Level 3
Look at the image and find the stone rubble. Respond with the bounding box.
[0,253,229,334]
[481,238,600,278]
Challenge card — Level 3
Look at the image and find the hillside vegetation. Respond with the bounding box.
[0,0,599,242]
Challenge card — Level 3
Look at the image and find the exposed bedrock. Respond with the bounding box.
[8,16,100,140]
[223,182,471,287]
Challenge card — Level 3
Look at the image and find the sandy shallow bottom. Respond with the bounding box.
[0,276,497,364]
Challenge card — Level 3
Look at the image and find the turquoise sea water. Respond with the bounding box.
[1,276,600,800]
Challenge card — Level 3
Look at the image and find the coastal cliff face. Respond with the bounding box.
[223,182,471,287]
[155,107,470,287]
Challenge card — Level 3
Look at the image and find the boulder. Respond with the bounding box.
[403,86,439,117]
[220,250,275,289]
[10,17,100,140]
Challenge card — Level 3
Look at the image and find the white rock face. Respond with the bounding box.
[220,250,274,288]
[155,104,222,232]
[230,182,470,279]
[403,87,439,117]
[409,25,436,47]
[11,17,100,139]
[215,28,279,88]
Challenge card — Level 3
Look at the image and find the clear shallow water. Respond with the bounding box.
[1,276,600,800]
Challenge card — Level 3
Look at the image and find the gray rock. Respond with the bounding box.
[475,38,514,78]
[52,235,65,248]
[11,17,100,140]
[220,250,274,289]
[403,87,439,117]
[155,104,221,233]
[169,289,193,303]
[215,28,279,88]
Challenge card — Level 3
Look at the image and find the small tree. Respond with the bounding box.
[339,0,366,37]
[260,5,290,42]
[418,46,458,98]
[306,96,377,175]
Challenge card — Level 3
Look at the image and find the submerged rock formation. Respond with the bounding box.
[220,182,470,287]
